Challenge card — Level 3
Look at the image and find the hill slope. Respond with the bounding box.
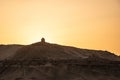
[0,45,23,60]
[0,40,120,80]
[12,41,120,61]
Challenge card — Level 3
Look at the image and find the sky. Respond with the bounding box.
[0,0,120,55]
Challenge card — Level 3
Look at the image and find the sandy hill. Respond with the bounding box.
[12,41,120,61]
[0,39,120,80]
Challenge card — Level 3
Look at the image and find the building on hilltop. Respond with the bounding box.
[41,38,45,43]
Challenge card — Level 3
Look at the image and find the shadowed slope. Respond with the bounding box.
[0,45,23,60]
[12,41,120,61]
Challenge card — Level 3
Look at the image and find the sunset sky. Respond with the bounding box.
[0,0,120,55]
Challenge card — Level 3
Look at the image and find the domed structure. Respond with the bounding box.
[41,37,45,43]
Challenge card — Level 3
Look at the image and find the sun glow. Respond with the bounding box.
[0,0,120,55]
[18,25,56,44]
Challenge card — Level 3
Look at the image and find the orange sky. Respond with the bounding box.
[0,0,120,55]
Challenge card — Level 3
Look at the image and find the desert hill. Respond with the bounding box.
[12,40,120,61]
[0,38,120,80]
[0,38,119,61]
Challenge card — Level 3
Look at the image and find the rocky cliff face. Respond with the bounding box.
[0,41,120,80]
[0,60,120,80]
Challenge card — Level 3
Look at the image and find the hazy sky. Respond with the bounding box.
[0,0,120,55]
